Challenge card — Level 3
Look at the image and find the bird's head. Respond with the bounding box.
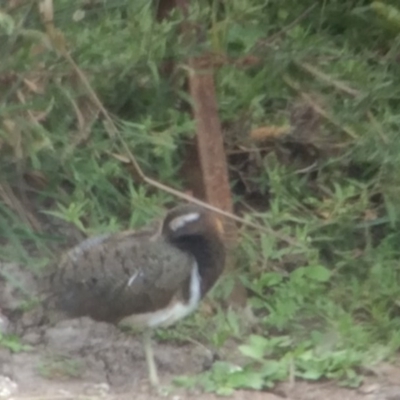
[161,204,224,242]
[163,204,226,296]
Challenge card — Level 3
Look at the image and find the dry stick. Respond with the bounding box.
[294,61,388,144]
[256,3,318,48]
[0,182,42,231]
[295,61,361,97]
[37,8,302,248]
[283,75,359,139]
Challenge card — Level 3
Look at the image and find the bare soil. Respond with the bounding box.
[0,316,399,400]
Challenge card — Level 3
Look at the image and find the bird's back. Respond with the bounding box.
[49,230,195,324]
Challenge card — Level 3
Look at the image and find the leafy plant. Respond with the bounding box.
[0,334,32,353]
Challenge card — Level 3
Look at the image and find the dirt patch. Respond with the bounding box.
[0,316,210,396]
[0,317,399,400]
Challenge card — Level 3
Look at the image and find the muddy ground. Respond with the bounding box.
[1,263,400,400]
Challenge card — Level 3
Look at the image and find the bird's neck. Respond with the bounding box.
[169,234,225,297]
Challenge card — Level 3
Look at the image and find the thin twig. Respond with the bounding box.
[295,61,361,97]
[294,61,388,145]
[0,182,42,231]
[283,75,359,139]
[256,3,318,48]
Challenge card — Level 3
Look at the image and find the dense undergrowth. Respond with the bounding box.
[1,0,400,393]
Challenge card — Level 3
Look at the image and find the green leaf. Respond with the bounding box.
[238,343,264,361]
[239,335,269,361]
[259,272,283,288]
[297,369,323,380]
[227,369,265,390]
[0,12,15,35]
[303,265,332,282]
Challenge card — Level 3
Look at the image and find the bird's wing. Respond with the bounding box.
[51,230,194,323]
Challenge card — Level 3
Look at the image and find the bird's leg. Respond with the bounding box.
[142,329,159,387]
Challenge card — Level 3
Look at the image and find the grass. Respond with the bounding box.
[1,0,400,394]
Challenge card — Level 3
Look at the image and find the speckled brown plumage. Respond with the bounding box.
[48,204,225,324]
[51,233,193,323]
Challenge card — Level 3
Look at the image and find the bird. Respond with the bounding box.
[45,203,226,387]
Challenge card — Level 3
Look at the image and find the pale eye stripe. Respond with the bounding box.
[169,212,200,231]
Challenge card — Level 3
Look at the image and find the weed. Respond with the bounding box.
[0,333,31,353]
[38,355,84,380]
